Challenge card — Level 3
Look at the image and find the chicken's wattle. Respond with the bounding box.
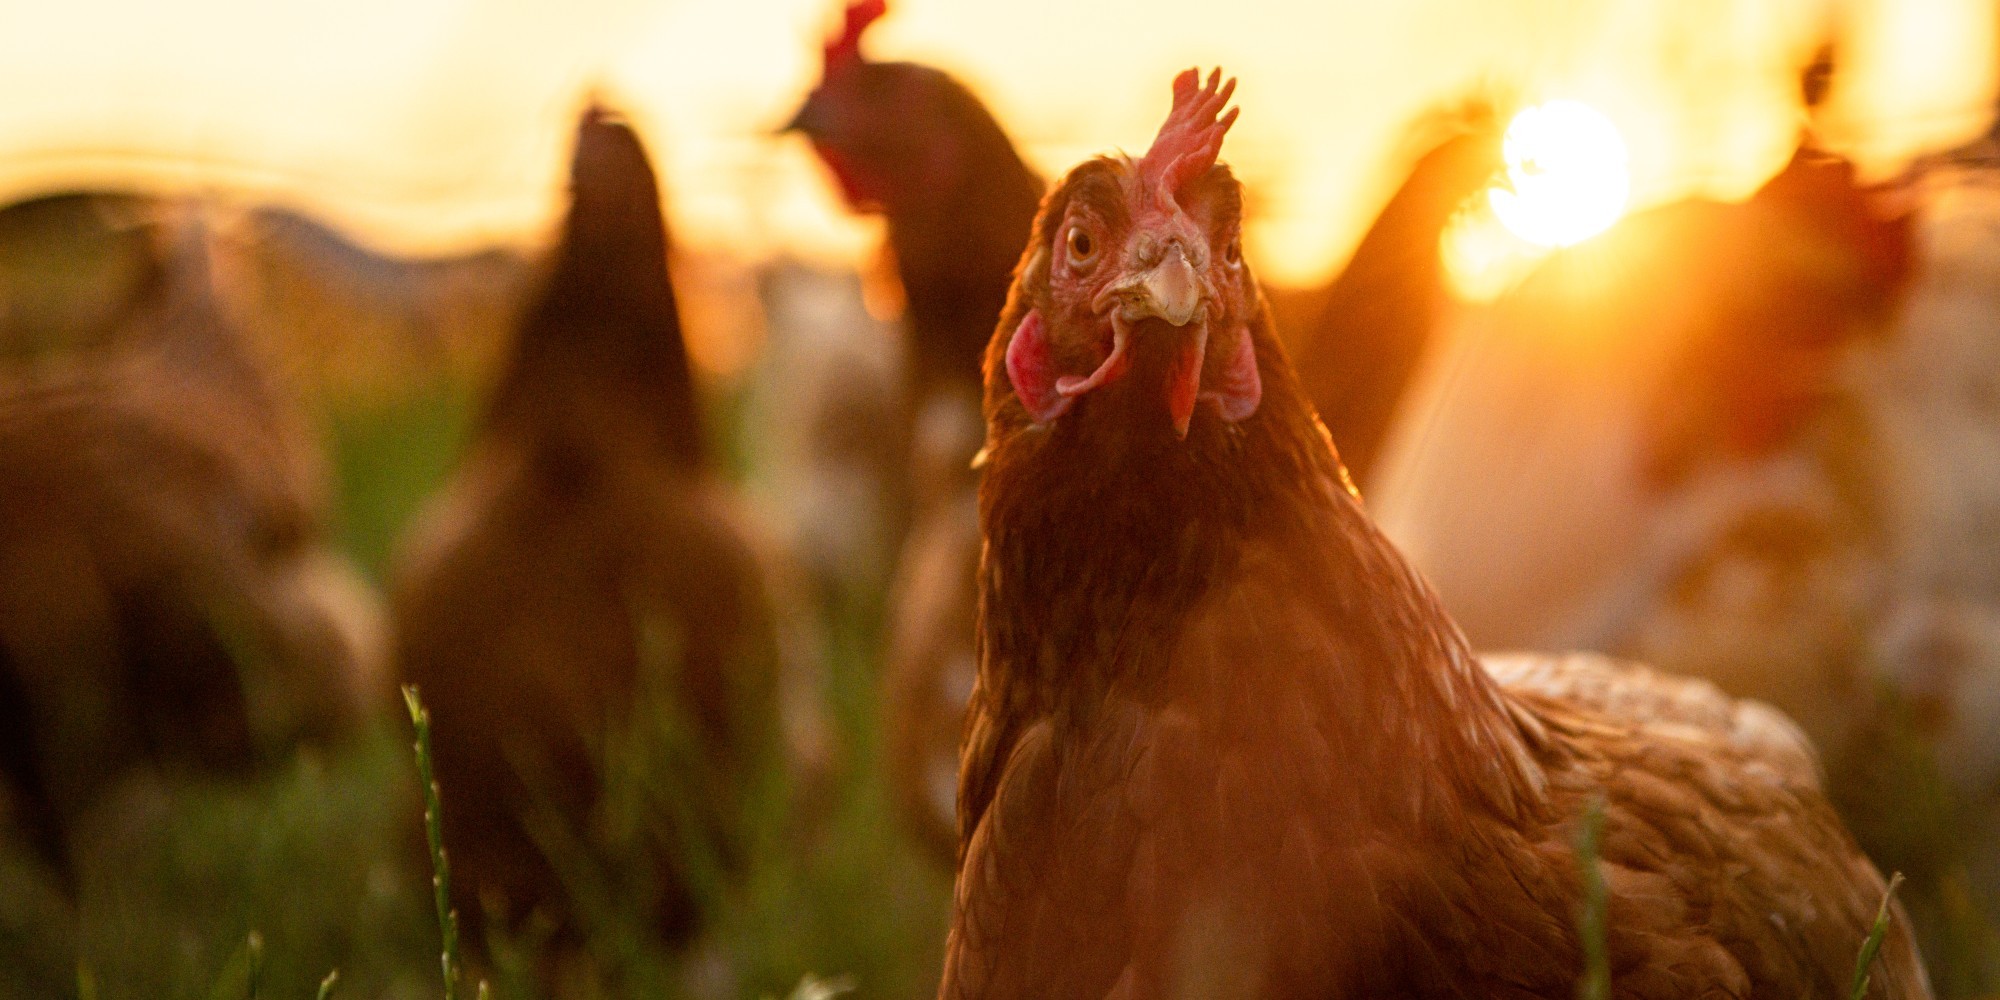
[1005,309,1261,436]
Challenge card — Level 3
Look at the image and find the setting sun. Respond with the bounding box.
[1488,99,1631,249]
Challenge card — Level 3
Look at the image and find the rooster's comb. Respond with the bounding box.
[1137,68,1239,205]
[823,0,887,74]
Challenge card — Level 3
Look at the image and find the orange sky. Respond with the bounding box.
[0,0,1991,284]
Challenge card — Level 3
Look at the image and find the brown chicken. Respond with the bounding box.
[785,0,1042,865]
[0,209,384,889]
[392,109,784,960]
[945,69,1929,998]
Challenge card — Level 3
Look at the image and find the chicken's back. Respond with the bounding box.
[1484,651,1820,787]
[1491,653,1931,999]
[392,434,783,948]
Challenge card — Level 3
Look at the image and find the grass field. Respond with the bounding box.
[0,376,953,1000]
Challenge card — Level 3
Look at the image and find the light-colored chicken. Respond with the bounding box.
[1372,147,2000,980]
[741,258,907,606]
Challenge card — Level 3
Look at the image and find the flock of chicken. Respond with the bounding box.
[2,0,1998,996]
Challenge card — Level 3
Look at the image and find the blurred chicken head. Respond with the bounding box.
[1001,69,1260,439]
[784,0,1009,214]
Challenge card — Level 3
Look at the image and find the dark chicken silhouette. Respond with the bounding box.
[1271,106,1500,486]
[785,0,1041,864]
[0,206,384,889]
[786,0,1042,419]
[392,110,784,958]
[1635,149,1912,485]
[945,69,1928,998]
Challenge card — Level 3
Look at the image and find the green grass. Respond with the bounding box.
[203,932,263,1000]
[1830,684,2000,998]
[402,686,466,1000]
[1573,797,1609,1000]
[0,373,950,1000]
[324,381,480,583]
[1852,872,1906,1000]
[62,727,437,1000]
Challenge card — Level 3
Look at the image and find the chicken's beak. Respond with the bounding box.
[1136,248,1203,328]
[1127,247,1208,438]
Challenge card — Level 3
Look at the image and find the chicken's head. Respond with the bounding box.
[999,69,1261,440]
[783,0,1005,215]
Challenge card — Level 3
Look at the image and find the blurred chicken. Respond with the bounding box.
[1367,93,2000,982]
[1268,104,1500,485]
[391,108,791,964]
[0,194,159,360]
[784,0,1042,864]
[949,69,1926,998]
[743,259,905,605]
[1374,156,1913,770]
[0,202,386,889]
[786,0,1042,423]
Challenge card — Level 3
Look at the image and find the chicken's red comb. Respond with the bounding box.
[1137,68,1240,205]
[823,0,887,73]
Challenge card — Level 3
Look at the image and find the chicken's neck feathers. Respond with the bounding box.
[976,332,1545,827]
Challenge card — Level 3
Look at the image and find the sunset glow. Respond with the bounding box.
[0,0,1990,285]
[1488,100,1631,248]
[1440,204,1546,304]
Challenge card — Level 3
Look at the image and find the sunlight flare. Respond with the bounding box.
[1488,100,1631,248]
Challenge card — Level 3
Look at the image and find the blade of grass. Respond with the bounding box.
[248,931,263,1000]
[1574,796,1609,1000]
[316,969,339,1000]
[771,972,856,1000]
[1850,871,1905,1000]
[404,685,462,1000]
[205,932,264,1000]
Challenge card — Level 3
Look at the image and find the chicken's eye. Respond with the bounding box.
[1066,227,1097,265]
